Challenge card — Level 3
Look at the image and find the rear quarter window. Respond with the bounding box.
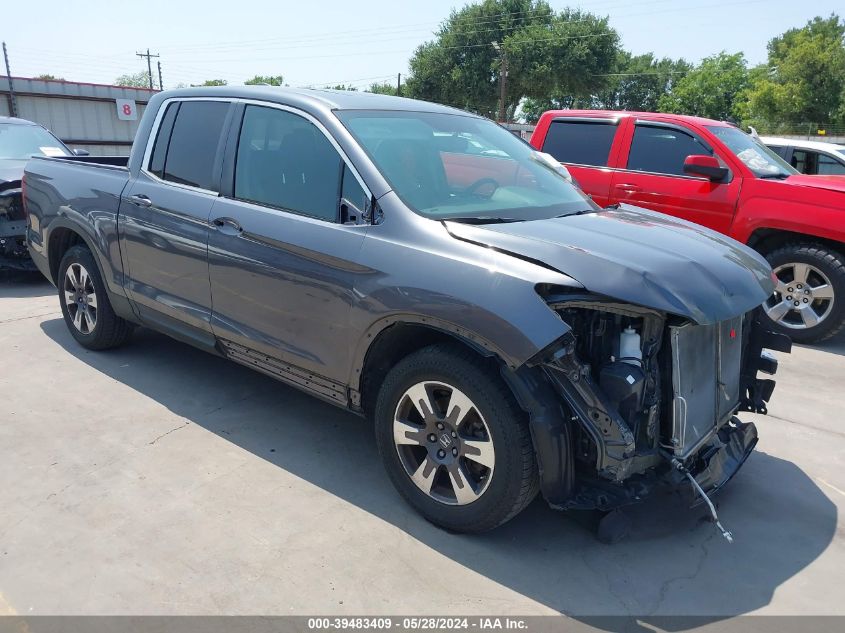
[541,120,617,167]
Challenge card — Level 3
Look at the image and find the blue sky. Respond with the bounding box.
[3,0,842,89]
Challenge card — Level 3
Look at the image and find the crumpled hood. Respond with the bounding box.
[444,204,774,325]
[783,173,845,194]
[0,159,26,187]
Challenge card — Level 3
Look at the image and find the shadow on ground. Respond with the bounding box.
[0,270,52,298]
[40,319,837,624]
[797,331,845,357]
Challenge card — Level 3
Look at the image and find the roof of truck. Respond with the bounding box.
[156,86,473,117]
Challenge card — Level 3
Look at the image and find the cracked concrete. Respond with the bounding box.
[1,274,843,617]
[148,421,191,445]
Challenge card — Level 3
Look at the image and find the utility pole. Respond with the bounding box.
[397,72,401,97]
[2,42,18,117]
[492,42,507,123]
[157,60,164,91]
[136,48,159,90]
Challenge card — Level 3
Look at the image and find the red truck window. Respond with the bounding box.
[627,124,712,177]
[541,120,617,167]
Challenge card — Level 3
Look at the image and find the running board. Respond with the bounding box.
[219,339,348,405]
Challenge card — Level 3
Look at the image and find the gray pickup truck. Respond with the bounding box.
[24,87,790,539]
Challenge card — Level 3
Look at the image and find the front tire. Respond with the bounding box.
[762,243,845,344]
[58,245,134,350]
[374,343,538,532]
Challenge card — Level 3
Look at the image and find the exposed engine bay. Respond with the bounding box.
[0,183,33,270]
[526,292,791,541]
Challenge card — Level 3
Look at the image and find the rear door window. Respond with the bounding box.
[160,101,230,191]
[541,120,617,167]
[627,124,712,176]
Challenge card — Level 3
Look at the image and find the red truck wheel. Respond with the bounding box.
[762,243,845,344]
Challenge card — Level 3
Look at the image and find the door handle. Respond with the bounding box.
[128,193,153,207]
[614,183,642,193]
[212,217,243,235]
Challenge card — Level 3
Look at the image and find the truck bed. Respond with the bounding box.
[23,155,132,287]
[32,154,130,170]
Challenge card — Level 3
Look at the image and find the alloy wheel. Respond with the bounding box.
[63,262,98,334]
[393,381,495,506]
[764,262,835,330]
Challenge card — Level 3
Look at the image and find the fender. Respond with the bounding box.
[350,312,513,396]
[732,193,845,246]
[39,216,138,324]
[351,313,578,506]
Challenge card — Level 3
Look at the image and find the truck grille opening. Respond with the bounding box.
[667,315,744,458]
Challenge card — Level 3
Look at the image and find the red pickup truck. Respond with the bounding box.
[530,110,845,343]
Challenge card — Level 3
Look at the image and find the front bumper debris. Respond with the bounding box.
[686,417,758,498]
[669,418,758,543]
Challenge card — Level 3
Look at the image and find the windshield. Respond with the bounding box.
[0,123,71,160]
[706,126,796,178]
[336,110,598,221]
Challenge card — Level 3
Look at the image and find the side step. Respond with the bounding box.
[219,339,348,405]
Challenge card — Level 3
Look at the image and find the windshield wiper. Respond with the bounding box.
[556,208,600,218]
[442,216,522,225]
[758,173,790,180]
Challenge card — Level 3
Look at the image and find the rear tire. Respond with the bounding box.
[374,343,538,532]
[58,245,134,350]
[761,243,845,344]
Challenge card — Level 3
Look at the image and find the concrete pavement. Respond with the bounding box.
[0,273,843,618]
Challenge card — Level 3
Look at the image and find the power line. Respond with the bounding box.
[3,0,774,89]
[152,0,672,55]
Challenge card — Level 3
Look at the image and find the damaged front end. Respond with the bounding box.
[0,182,35,271]
[527,289,791,540]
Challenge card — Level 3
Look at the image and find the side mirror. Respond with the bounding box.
[72,148,90,156]
[683,154,728,181]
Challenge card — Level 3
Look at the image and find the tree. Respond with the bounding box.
[742,14,845,130]
[114,71,152,88]
[657,52,749,121]
[405,0,618,119]
[593,52,691,112]
[520,93,578,124]
[34,74,65,81]
[245,75,284,86]
[367,81,399,96]
[197,79,228,86]
[328,84,358,91]
[520,51,689,123]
